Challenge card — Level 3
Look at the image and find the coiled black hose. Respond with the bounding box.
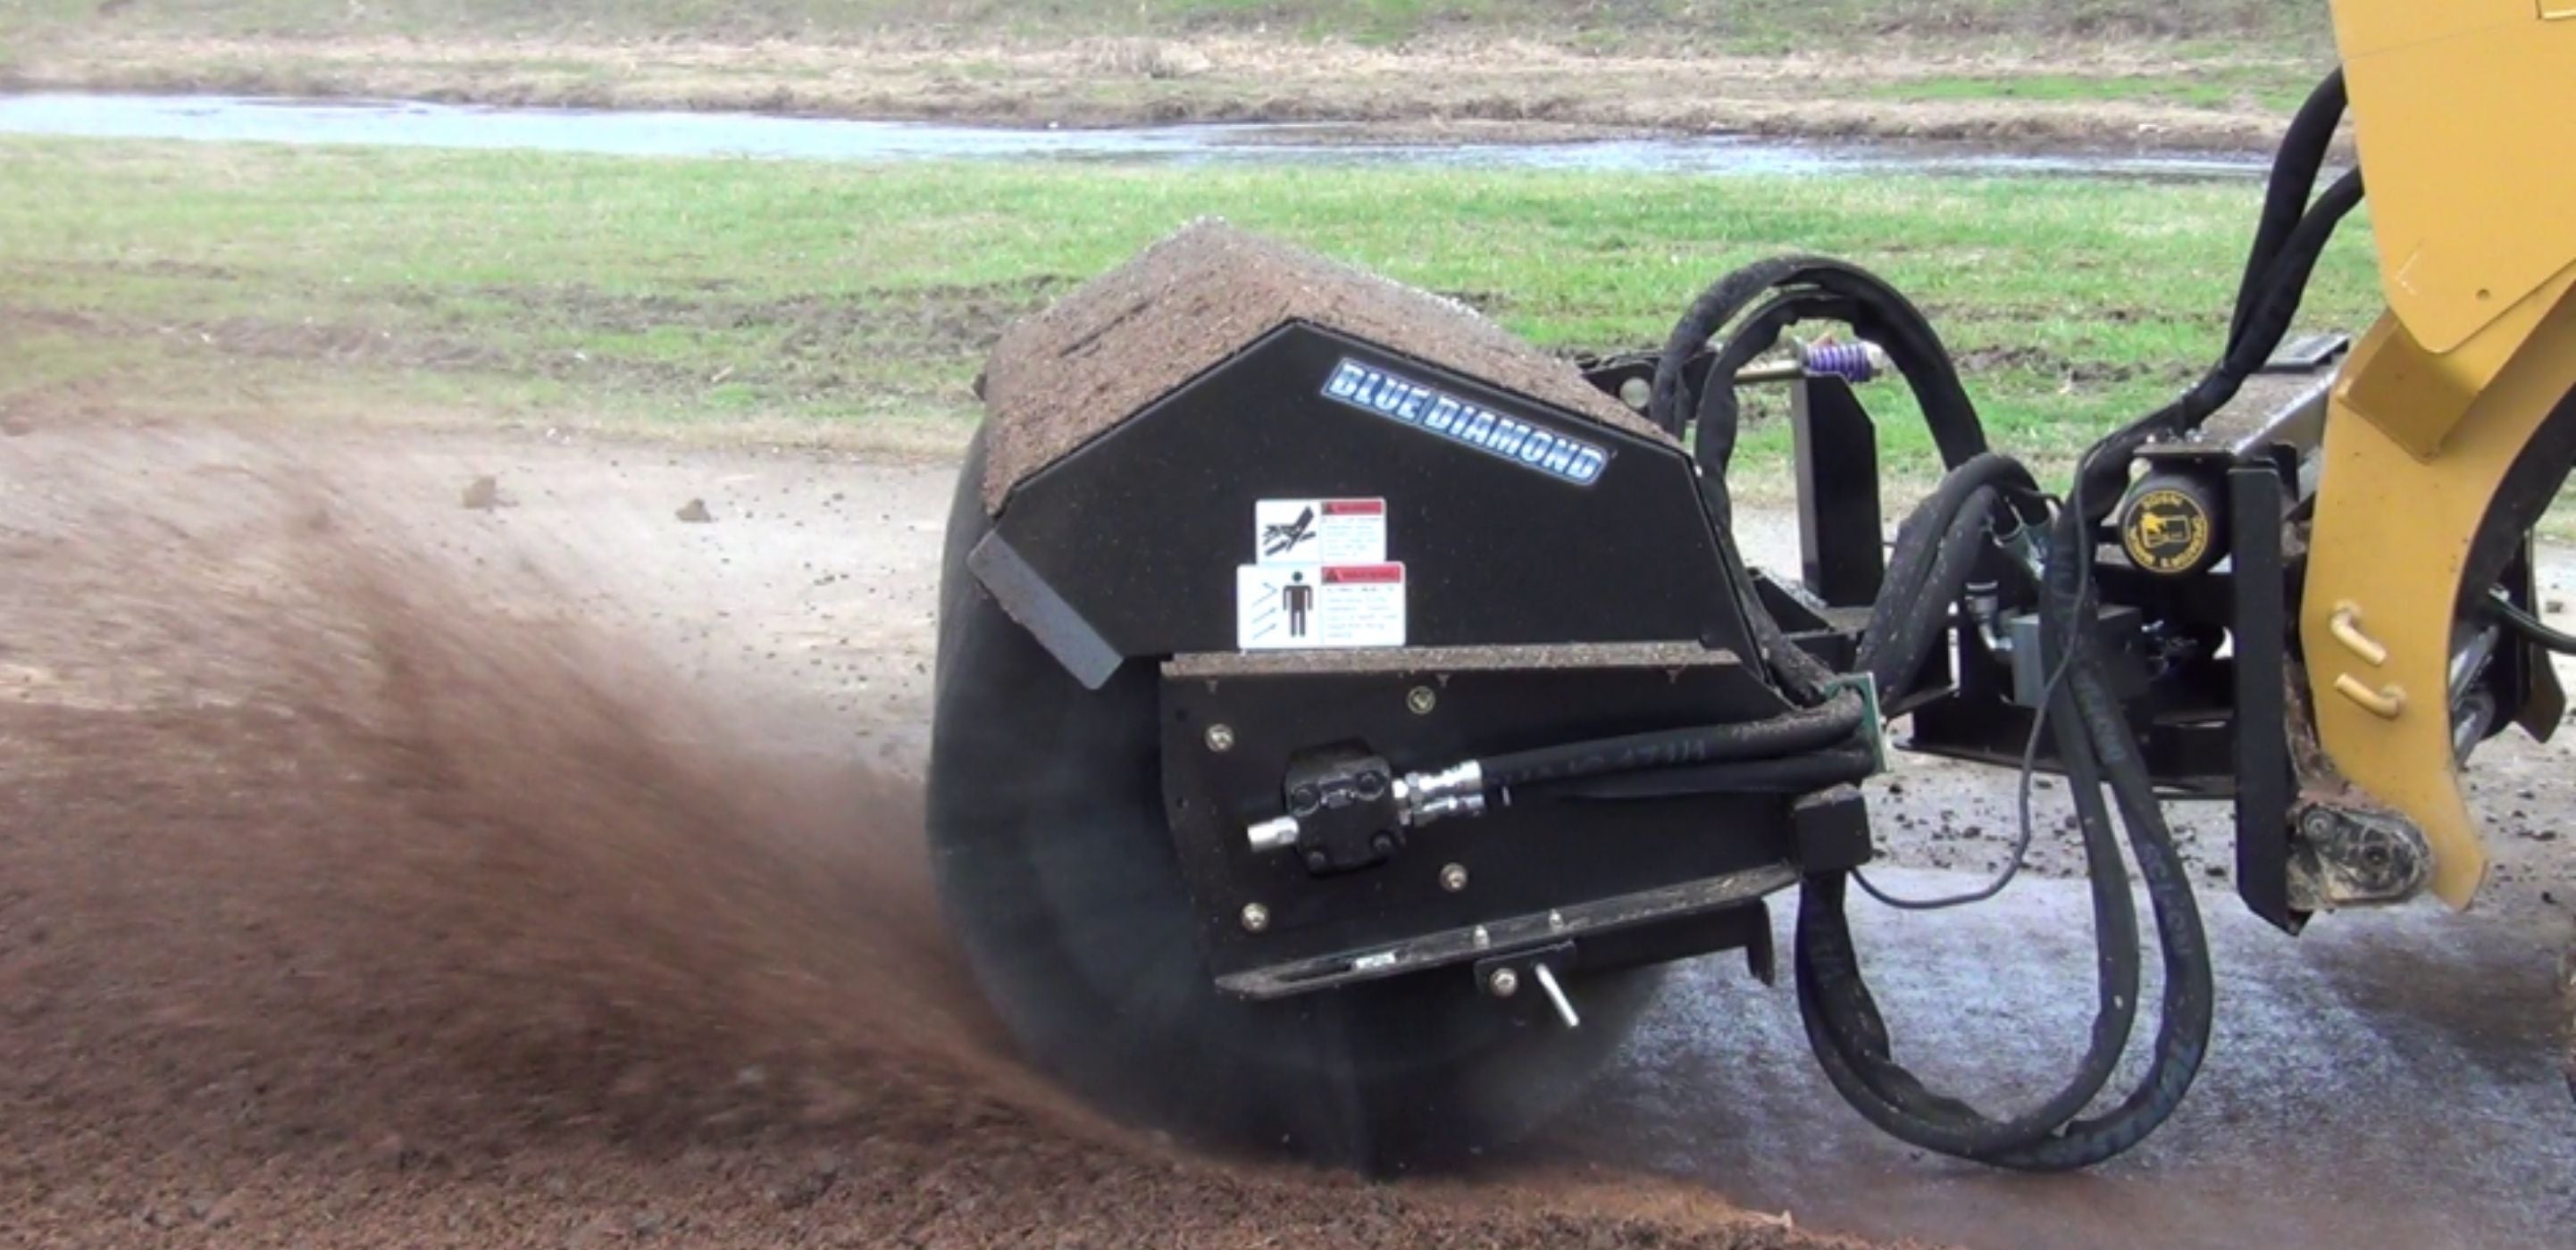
[1483,434,2208,1167]
[1644,257,1995,536]
[1786,470,2212,1168]
[1482,65,2349,1170]
[1628,62,2358,1163]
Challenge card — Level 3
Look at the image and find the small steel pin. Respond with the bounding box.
[1532,962,1579,1029]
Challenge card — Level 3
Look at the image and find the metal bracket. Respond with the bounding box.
[966,530,1122,689]
[1212,863,1798,998]
[1823,671,1887,772]
[2287,801,2433,911]
[1791,376,1887,608]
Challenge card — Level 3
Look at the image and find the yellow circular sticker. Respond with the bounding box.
[2121,487,2212,574]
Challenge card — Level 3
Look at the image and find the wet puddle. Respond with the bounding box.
[0,91,2268,179]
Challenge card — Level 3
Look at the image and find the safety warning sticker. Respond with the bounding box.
[1236,562,1407,650]
[1254,498,1386,564]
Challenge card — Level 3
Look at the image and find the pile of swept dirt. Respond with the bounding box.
[0,426,1860,1247]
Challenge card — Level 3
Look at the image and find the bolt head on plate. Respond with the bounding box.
[1205,723,1235,753]
[1239,902,1270,932]
[1406,686,1437,715]
[1439,862,1468,893]
[1485,967,1520,997]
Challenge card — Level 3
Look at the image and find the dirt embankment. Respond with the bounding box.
[2,35,2315,152]
[0,422,1878,1247]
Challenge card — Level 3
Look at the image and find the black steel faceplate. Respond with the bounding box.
[985,322,1758,677]
[1160,652,1805,996]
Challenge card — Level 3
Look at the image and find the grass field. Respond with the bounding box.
[0,3,2340,149]
[0,138,2379,477]
[1867,64,2313,113]
[0,0,2333,50]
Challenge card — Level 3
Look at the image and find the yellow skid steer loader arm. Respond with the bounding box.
[2305,0,2576,906]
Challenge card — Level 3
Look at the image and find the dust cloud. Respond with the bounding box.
[0,426,1838,1247]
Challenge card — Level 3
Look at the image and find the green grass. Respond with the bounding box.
[0,0,2333,48]
[0,137,2379,471]
[0,3,2340,145]
[1871,64,2316,113]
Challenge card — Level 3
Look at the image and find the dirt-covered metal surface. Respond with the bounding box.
[978,220,1665,511]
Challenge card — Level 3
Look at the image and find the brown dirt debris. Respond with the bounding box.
[0,422,1876,1248]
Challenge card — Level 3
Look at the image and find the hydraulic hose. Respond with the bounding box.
[1786,481,2212,1169]
[2074,166,2365,518]
[1511,66,2346,1169]
[1854,453,2040,695]
[2070,74,2361,519]
[2484,595,2576,655]
[1646,257,1995,530]
[2229,70,2347,351]
[1536,741,1878,802]
[1786,451,2143,1160]
[1625,67,2367,1156]
[1476,696,1865,791]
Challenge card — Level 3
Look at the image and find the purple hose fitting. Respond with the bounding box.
[1802,340,1879,384]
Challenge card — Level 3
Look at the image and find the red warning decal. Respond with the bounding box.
[1235,562,1407,650]
[1255,497,1387,564]
[1323,563,1403,585]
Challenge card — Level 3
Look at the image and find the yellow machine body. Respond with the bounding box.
[2304,0,2576,905]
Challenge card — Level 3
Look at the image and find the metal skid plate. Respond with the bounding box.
[1159,645,1807,997]
[1218,866,1796,999]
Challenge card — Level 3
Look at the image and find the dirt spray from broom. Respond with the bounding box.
[0,424,1824,1248]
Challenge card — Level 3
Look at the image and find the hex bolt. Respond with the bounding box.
[1370,831,1397,856]
[1407,686,1438,715]
[1204,724,1235,753]
[1547,909,1567,931]
[1485,966,1520,998]
[1439,862,1468,893]
[1303,849,1330,872]
[1239,903,1270,933]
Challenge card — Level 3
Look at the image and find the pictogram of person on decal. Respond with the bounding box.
[1283,571,1314,638]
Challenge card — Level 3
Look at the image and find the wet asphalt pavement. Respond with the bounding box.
[1550,867,2576,1247]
